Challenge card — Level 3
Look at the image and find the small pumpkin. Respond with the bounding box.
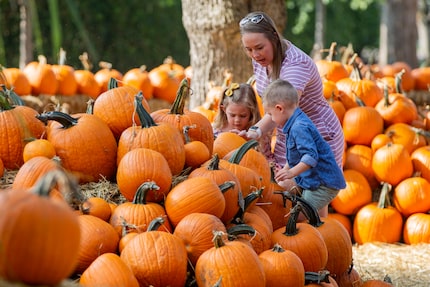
[94,61,123,94]
[23,138,56,162]
[0,66,31,95]
[22,55,58,95]
[122,65,154,100]
[392,176,430,217]
[403,212,430,244]
[51,48,78,96]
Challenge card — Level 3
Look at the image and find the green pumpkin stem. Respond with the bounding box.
[135,92,157,128]
[299,198,325,228]
[169,78,190,115]
[230,187,263,225]
[107,77,119,90]
[132,181,160,204]
[377,182,393,209]
[147,216,166,231]
[226,224,256,241]
[218,181,236,194]
[207,153,220,170]
[304,270,331,284]
[36,111,79,128]
[283,203,302,236]
[228,139,259,164]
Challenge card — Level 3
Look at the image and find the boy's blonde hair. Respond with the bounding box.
[263,79,298,108]
[212,83,261,129]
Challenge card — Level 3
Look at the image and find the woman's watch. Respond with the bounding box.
[249,126,262,139]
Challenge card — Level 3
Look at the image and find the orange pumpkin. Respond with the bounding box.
[353,183,403,244]
[384,122,427,155]
[411,66,430,90]
[195,230,266,287]
[122,65,154,100]
[374,88,418,126]
[81,196,112,222]
[183,125,211,169]
[23,55,58,95]
[51,49,78,96]
[0,170,81,285]
[164,176,226,227]
[403,212,430,244]
[94,61,123,94]
[343,144,378,189]
[381,61,415,92]
[315,43,349,83]
[23,138,56,162]
[392,176,430,217]
[213,131,247,159]
[411,145,430,182]
[74,69,101,99]
[0,67,32,95]
[79,253,139,287]
[342,106,384,146]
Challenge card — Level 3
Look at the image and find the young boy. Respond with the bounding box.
[262,79,346,218]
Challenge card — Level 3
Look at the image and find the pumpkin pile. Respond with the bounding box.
[1,48,430,287]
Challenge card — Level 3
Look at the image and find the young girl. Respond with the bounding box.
[212,82,261,138]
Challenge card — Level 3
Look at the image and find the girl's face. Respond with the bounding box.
[241,32,274,67]
[224,102,252,131]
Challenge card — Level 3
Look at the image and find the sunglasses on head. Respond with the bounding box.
[239,14,265,27]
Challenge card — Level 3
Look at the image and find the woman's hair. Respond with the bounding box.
[212,83,261,129]
[263,79,298,108]
[239,11,287,80]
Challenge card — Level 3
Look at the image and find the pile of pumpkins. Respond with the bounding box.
[1,44,430,286]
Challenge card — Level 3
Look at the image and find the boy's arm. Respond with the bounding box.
[275,161,310,182]
[246,113,277,139]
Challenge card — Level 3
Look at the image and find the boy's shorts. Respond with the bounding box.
[301,185,339,211]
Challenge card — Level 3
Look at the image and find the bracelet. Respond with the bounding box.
[249,126,262,139]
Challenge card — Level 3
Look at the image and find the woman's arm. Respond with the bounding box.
[246,113,277,139]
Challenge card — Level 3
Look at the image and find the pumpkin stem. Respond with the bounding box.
[132,181,160,204]
[0,70,24,109]
[86,99,95,114]
[147,216,166,231]
[183,124,196,144]
[206,153,221,170]
[271,243,285,253]
[107,77,119,90]
[230,187,263,225]
[79,52,93,71]
[377,182,392,209]
[212,230,227,248]
[169,78,190,115]
[218,180,236,194]
[325,42,337,61]
[350,54,363,80]
[226,224,256,241]
[228,139,259,164]
[304,270,331,284]
[382,84,391,107]
[31,169,86,210]
[299,198,325,228]
[283,203,302,236]
[36,111,79,128]
[134,92,157,128]
[395,69,405,94]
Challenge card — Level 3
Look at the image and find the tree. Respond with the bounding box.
[181,0,286,109]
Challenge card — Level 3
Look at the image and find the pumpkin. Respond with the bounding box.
[116,148,172,202]
[195,230,266,286]
[0,170,81,286]
[94,61,123,94]
[0,66,31,96]
[258,244,305,287]
[315,43,349,82]
[381,61,415,92]
[189,153,242,225]
[23,55,58,95]
[122,65,154,100]
[271,204,328,272]
[92,78,151,140]
[327,212,353,238]
[384,123,427,155]
[164,177,227,227]
[370,133,392,152]
[336,63,383,109]
[183,125,211,169]
[213,131,247,159]
[0,91,46,169]
[372,142,413,186]
[148,56,185,103]
[353,183,403,244]
[120,217,188,287]
[36,111,118,183]
[116,93,185,175]
[81,196,112,222]
[322,78,340,100]
[343,105,384,146]
[305,270,339,287]
[22,138,56,162]
[79,253,139,287]
[173,212,227,266]
[299,198,353,277]
[0,158,3,178]
[403,212,430,244]
[344,144,378,189]
[411,66,430,90]
[335,266,362,287]
[151,78,214,155]
[361,279,394,287]
[109,181,172,237]
[411,145,430,182]
[330,169,372,216]
[328,93,346,124]
[75,214,120,274]
[51,48,78,96]
[392,176,430,217]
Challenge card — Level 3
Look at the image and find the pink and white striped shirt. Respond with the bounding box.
[253,40,344,169]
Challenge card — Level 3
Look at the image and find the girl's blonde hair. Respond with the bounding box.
[263,79,298,108]
[239,11,287,80]
[212,83,261,129]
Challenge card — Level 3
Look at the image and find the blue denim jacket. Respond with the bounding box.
[282,108,346,190]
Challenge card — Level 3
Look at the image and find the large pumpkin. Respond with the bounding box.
[151,78,214,155]
[0,170,81,286]
[36,111,118,183]
[195,230,266,287]
[343,105,384,146]
[0,92,46,169]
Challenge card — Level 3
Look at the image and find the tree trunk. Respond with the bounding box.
[417,0,430,65]
[18,0,33,69]
[181,0,286,109]
[311,0,326,61]
[379,0,418,68]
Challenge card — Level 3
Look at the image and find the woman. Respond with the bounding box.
[239,11,344,170]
